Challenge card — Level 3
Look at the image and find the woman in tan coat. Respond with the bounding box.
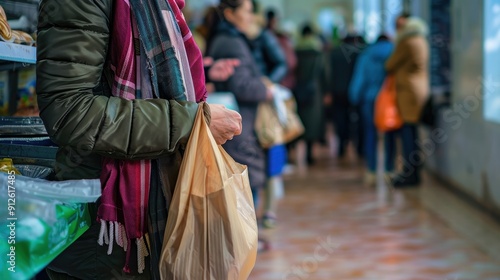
[386,16,430,187]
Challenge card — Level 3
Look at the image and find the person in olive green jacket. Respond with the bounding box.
[37,0,241,279]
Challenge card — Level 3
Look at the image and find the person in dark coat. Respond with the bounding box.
[329,35,367,159]
[294,24,328,165]
[246,3,287,84]
[206,0,271,207]
[245,2,288,229]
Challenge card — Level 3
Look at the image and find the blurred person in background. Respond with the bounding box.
[205,0,272,228]
[349,34,397,185]
[266,9,297,91]
[246,1,287,85]
[245,0,288,229]
[329,34,367,160]
[193,6,242,93]
[386,15,430,187]
[294,24,329,165]
[266,8,299,177]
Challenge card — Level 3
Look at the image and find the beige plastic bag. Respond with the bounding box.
[255,98,305,148]
[160,105,258,280]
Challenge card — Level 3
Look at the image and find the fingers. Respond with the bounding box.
[209,64,233,81]
[218,67,234,79]
[227,109,242,135]
[235,120,242,136]
[224,58,240,67]
[222,110,241,143]
[235,115,242,135]
[207,104,241,145]
[218,61,237,76]
[209,59,241,82]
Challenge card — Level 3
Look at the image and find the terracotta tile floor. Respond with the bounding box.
[249,150,500,280]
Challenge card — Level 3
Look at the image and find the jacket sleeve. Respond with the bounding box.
[349,53,368,105]
[36,0,199,160]
[209,36,267,104]
[261,30,288,83]
[385,41,407,73]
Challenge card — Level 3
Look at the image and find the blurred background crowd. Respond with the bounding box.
[186,0,431,252]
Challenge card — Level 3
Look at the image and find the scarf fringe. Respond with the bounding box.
[98,220,150,274]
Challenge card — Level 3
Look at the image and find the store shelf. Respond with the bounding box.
[0,41,36,64]
[0,116,47,135]
[0,144,57,159]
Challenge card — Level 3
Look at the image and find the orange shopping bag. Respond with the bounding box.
[160,105,258,280]
[374,75,404,132]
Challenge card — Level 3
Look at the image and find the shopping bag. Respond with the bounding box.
[255,102,285,148]
[282,98,305,144]
[160,105,258,280]
[255,97,304,149]
[374,76,404,132]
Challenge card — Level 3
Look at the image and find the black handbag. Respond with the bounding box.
[420,96,436,127]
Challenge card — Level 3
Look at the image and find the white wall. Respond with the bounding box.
[353,0,404,41]
[422,0,500,215]
[279,0,353,36]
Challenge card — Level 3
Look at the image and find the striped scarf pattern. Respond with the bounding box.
[97,0,206,275]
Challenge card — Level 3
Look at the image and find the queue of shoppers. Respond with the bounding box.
[35,0,430,277]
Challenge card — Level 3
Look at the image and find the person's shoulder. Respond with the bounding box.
[210,34,249,58]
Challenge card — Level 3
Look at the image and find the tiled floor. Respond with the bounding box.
[249,145,500,280]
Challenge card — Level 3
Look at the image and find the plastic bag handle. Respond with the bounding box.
[194,104,230,187]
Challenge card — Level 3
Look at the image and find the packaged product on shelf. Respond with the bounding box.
[0,5,13,42]
[0,172,101,204]
[15,66,37,116]
[0,171,99,279]
[0,204,91,280]
[11,30,34,46]
[0,158,20,174]
[0,5,6,19]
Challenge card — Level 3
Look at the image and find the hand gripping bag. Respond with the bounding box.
[160,105,258,280]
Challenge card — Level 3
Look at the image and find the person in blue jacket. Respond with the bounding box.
[349,34,397,185]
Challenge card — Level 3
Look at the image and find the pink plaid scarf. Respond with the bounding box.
[98,0,206,274]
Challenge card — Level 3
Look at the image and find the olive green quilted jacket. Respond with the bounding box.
[36,0,199,181]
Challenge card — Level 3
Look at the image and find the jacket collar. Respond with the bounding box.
[217,20,252,46]
[396,17,429,43]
